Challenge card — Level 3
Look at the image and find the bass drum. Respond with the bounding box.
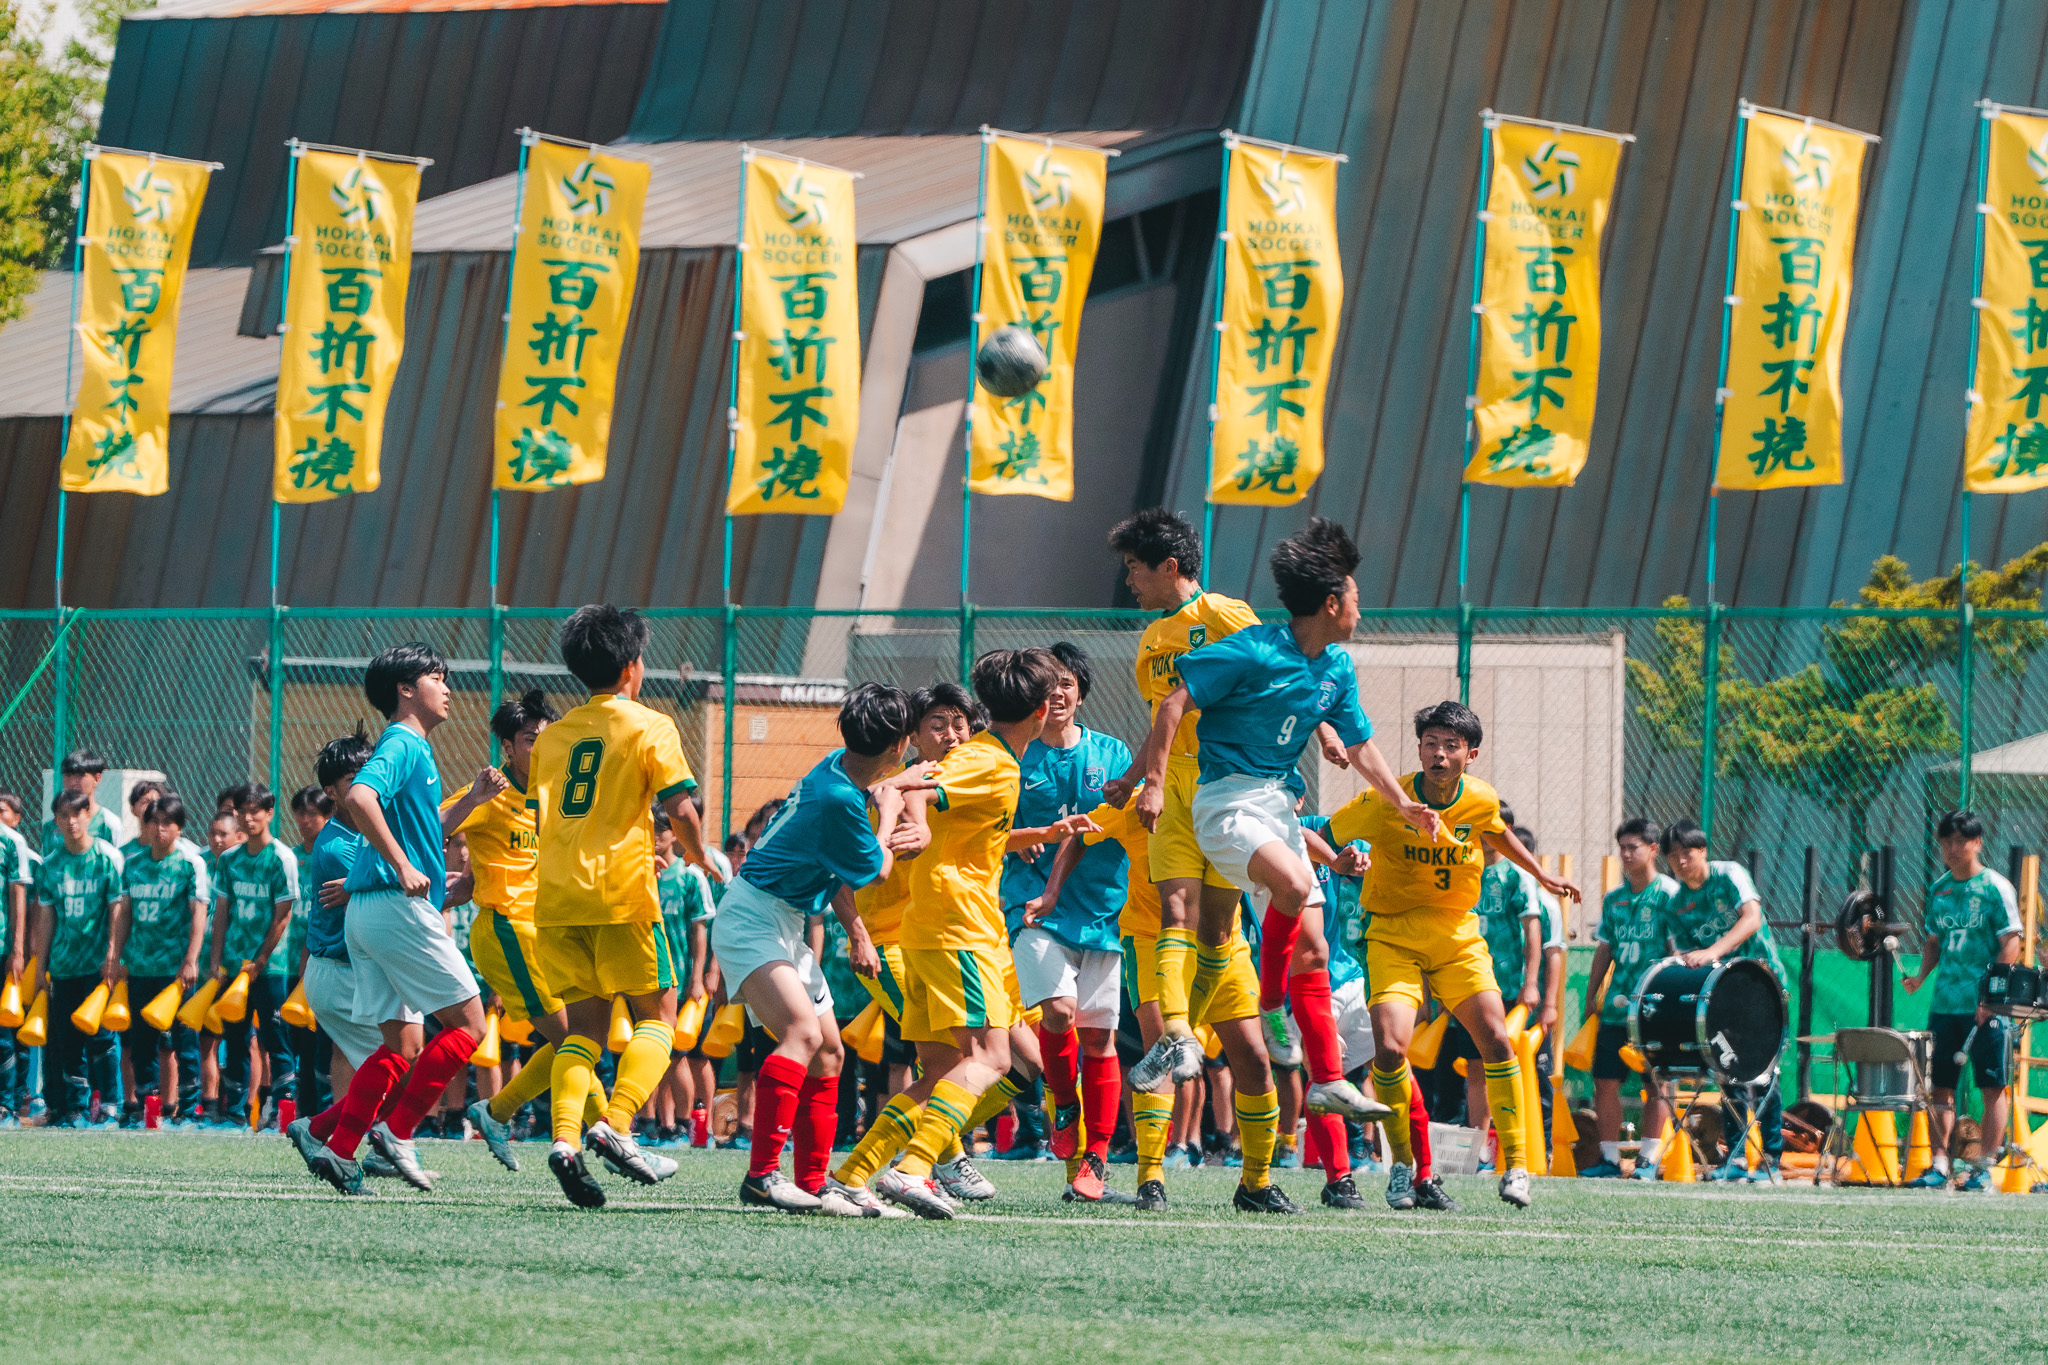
[1627,957,1786,1085]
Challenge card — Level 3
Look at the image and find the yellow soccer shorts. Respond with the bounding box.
[1194,931,1258,1026]
[899,945,1019,1042]
[1149,759,1236,890]
[1365,910,1500,1013]
[469,907,564,1023]
[859,941,908,1023]
[534,919,678,1005]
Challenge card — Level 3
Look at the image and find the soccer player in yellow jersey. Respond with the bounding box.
[527,606,718,1209]
[1327,700,1579,1211]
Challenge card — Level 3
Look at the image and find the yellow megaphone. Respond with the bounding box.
[470,1012,502,1067]
[175,974,220,1030]
[18,991,48,1048]
[0,967,23,1030]
[1407,1010,1450,1070]
[102,980,131,1032]
[214,969,252,1024]
[499,1013,534,1047]
[1503,1003,1530,1036]
[279,978,316,1030]
[1560,1012,1599,1072]
[700,1003,745,1059]
[673,994,708,1051]
[842,999,882,1065]
[607,995,634,1053]
[70,981,111,1035]
[202,1001,225,1033]
[141,980,183,1032]
[1619,1043,1646,1073]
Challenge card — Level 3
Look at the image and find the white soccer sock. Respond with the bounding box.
[1600,1141,1621,1165]
[1640,1137,1663,1164]
[1933,1153,1951,1175]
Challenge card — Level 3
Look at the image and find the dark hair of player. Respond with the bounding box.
[1414,699,1484,747]
[491,688,560,744]
[560,604,647,692]
[291,786,335,818]
[61,749,107,777]
[52,789,92,817]
[1513,825,1539,854]
[315,725,374,789]
[1937,810,1985,841]
[128,780,165,811]
[1659,818,1709,857]
[652,801,672,833]
[217,783,253,813]
[364,642,448,719]
[1047,641,1093,701]
[237,784,276,814]
[1270,517,1360,617]
[1616,816,1663,845]
[0,793,24,820]
[972,647,1060,724]
[839,682,915,757]
[1107,507,1202,581]
[146,796,188,831]
[914,682,983,729]
[1498,801,1516,829]
[744,798,785,841]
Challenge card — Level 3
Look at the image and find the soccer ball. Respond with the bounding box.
[975,325,1049,398]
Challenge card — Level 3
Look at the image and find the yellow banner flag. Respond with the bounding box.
[62,152,212,495]
[730,153,861,515]
[1967,109,2048,492]
[1211,141,1343,505]
[273,148,421,503]
[495,138,648,490]
[968,136,1106,500]
[1717,110,1871,490]
[1468,122,1622,487]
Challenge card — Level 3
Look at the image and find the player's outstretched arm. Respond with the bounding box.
[1006,811,1100,857]
[1106,686,1188,816]
[831,886,878,978]
[1347,738,1442,841]
[440,766,509,834]
[1480,826,1580,902]
[1302,825,1338,867]
[1022,833,1087,926]
[662,788,720,882]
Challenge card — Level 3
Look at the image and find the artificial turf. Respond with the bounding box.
[1,1129,2043,1363]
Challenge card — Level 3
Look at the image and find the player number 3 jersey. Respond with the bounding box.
[1328,773,1506,917]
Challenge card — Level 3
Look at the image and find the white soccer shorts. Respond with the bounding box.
[710,876,832,1020]
[342,888,478,1024]
[1190,775,1325,911]
[1011,926,1121,1030]
[300,954,395,1066]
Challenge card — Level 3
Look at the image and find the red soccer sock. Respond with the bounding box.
[793,1073,838,1194]
[1039,1023,1080,1108]
[383,1026,477,1141]
[309,1102,341,1144]
[1288,969,1342,1084]
[326,1046,408,1159]
[1408,1076,1434,1180]
[1080,1052,1121,1159]
[748,1053,807,1179]
[1309,1112,1350,1181]
[1302,1109,1327,1170]
[1256,906,1302,1012]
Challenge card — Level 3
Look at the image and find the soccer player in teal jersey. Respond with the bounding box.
[1579,818,1678,1179]
[0,793,33,1122]
[1662,818,1784,1182]
[118,780,166,865]
[209,785,301,1126]
[30,790,124,1126]
[1904,810,2023,1190]
[37,750,120,857]
[654,808,716,1137]
[117,795,210,1124]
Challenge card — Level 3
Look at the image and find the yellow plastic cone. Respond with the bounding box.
[279,979,316,1030]
[0,969,22,1029]
[499,1013,534,1048]
[1452,1057,1469,1078]
[1561,1013,1599,1072]
[673,994,709,1051]
[102,980,131,1032]
[70,981,110,1035]
[18,990,48,1048]
[1902,1109,1932,1182]
[470,1012,502,1067]
[1550,1074,1579,1176]
[1846,1111,1901,1185]
[1659,1116,1695,1182]
[701,1002,746,1059]
[856,1019,886,1066]
[606,995,634,1052]
[176,975,221,1030]
[214,969,251,1024]
[141,980,182,1032]
[1408,1010,1450,1070]
[1999,1102,2033,1192]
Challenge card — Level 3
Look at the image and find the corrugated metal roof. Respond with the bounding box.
[0,269,279,417]
[138,0,654,16]
[624,0,1261,142]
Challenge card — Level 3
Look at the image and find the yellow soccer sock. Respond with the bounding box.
[1187,942,1231,1028]
[584,1079,608,1128]
[488,1041,556,1124]
[604,1020,677,1130]
[1234,1088,1279,1189]
[897,1079,976,1178]
[938,1138,964,1165]
[1484,1059,1526,1170]
[1371,1062,1415,1166]
[834,1094,921,1188]
[1132,1091,1173,1185]
[550,1036,602,1145]
[962,1074,1023,1137]
[1155,928,1197,1033]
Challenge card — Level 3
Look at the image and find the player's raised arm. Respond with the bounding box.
[1480,824,1580,903]
[1347,736,1442,843]
[1125,686,1190,831]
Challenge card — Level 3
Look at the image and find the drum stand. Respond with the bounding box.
[1975,1021,2042,1187]
[1650,1067,1780,1182]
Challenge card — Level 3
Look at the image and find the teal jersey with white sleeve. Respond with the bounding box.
[1300,814,1364,992]
[1002,726,1132,952]
[1665,860,1784,980]
[35,842,123,978]
[658,858,715,985]
[0,823,35,955]
[1924,868,2022,1014]
[39,804,119,857]
[1595,873,1678,1024]
[122,845,210,976]
[1475,860,1541,994]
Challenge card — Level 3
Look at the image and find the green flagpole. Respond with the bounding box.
[489,131,536,764]
[959,129,993,681]
[268,142,302,835]
[52,149,94,786]
[719,148,750,842]
[1456,115,1497,704]
[1959,102,1998,812]
[1199,132,1235,591]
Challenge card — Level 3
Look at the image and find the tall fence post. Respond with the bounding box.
[269,604,285,815]
[1958,598,1975,812]
[488,602,506,764]
[958,600,976,684]
[721,602,738,844]
[1797,846,1817,1102]
[1699,601,1721,840]
[51,607,70,784]
[1456,602,1473,705]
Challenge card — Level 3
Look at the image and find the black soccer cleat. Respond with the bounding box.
[1133,1179,1168,1212]
[1320,1174,1368,1210]
[1233,1181,1304,1215]
[550,1147,607,1209]
[1413,1175,1460,1212]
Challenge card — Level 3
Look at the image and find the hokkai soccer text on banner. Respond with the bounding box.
[968,136,1106,501]
[1211,142,1343,506]
[273,149,420,503]
[730,153,860,515]
[1468,124,1620,488]
[1967,109,2048,492]
[63,152,212,496]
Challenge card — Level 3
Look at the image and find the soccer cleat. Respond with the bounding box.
[1170,1033,1205,1083]
[285,1115,331,1178]
[1162,1147,1193,1171]
[1906,1167,1950,1190]
[1132,1179,1168,1212]
[1064,1151,1109,1202]
[1261,1009,1301,1066]
[1412,1175,1460,1212]
[933,1155,997,1202]
[826,1177,909,1219]
[1108,1145,1137,1165]
[740,1170,824,1213]
[1706,1157,1749,1183]
[1232,1182,1304,1215]
[813,1186,867,1217]
[549,1145,607,1209]
[585,1121,674,1185]
[1579,1160,1624,1179]
[990,1141,1049,1162]
[367,1121,435,1192]
[1320,1174,1369,1210]
[312,1152,365,1196]
[1272,1144,1302,1170]
[1746,1161,1778,1185]
[873,1166,953,1220]
[1305,1078,1393,1122]
[467,1100,519,1172]
[361,1152,403,1180]
[1128,1030,1198,1093]
[1630,1161,1660,1181]
[1961,1166,1994,1192]
[1498,1167,1532,1209]
[1384,1161,1417,1210]
[1049,1102,1083,1160]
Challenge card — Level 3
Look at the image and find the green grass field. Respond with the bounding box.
[3,1130,2046,1363]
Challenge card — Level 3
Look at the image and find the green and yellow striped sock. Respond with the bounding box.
[898,1079,976,1178]
[1234,1087,1279,1189]
[834,1093,921,1188]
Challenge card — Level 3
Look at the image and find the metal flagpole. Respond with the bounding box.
[719,147,750,842]
[1199,132,1236,590]
[1456,115,1498,704]
[1960,102,1997,812]
[52,149,95,782]
[959,129,993,681]
[489,131,536,763]
[270,142,304,835]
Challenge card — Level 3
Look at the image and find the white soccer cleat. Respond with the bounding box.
[1305,1078,1393,1122]
[1261,1009,1302,1067]
[584,1120,674,1185]
[1127,1035,1182,1093]
[1384,1160,1417,1210]
[933,1155,997,1202]
[1498,1167,1532,1209]
[1170,1033,1205,1084]
[739,1170,823,1212]
[826,1177,909,1219]
[367,1121,435,1192]
[814,1187,867,1217]
[467,1100,519,1172]
[873,1167,954,1220]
